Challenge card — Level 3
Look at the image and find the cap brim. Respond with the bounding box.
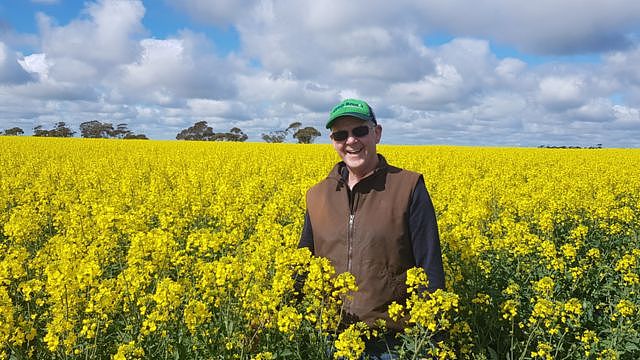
[326,112,373,129]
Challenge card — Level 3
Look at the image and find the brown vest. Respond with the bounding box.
[306,155,420,330]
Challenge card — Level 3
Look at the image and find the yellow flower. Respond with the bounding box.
[561,298,583,324]
[615,254,639,285]
[611,299,636,320]
[587,248,601,260]
[501,299,519,321]
[388,302,404,321]
[597,348,619,360]
[406,267,429,293]
[529,298,555,325]
[253,352,274,360]
[560,243,577,260]
[113,341,144,360]
[502,283,520,297]
[184,300,211,335]
[578,330,599,357]
[471,292,491,307]
[531,342,553,360]
[532,277,555,297]
[276,305,302,334]
[333,323,368,360]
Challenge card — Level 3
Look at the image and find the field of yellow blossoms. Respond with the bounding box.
[1,136,639,359]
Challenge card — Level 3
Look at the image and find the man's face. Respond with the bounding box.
[330,116,382,174]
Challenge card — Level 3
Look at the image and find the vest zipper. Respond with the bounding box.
[347,184,356,274]
[348,214,354,273]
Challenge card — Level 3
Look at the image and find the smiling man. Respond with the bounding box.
[298,98,446,358]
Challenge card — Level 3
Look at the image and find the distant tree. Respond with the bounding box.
[111,123,133,139]
[261,121,303,143]
[286,122,301,132]
[210,133,226,141]
[124,133,149,140]
[208,127,248,142]
[262,131,287,143]
[225,127,248,142]
[539,144,603,149]
[176,121,216,141]
[80,120,115,138]
[34,122,75,137]
[51,122,75,137]
[80,121,147,139]
[3,127,24,136]
[293,126,321,144]
[33,125,45,137]
[177,122,247,141]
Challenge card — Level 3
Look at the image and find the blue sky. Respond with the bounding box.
[1,0,640,146]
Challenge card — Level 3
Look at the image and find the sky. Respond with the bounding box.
[1,0,640,147]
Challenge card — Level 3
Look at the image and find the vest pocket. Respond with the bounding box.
[362,260,409,310]
[390,271,409,303]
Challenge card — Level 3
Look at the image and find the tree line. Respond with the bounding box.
[1,120,323,143]
[538,144,603,149]
[1,121,148,139]
[261,121,321,144]
[175,121,248,142]
[174,120,321,143]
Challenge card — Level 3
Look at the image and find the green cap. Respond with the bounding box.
[326,98,376,129]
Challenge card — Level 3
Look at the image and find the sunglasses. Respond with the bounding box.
[330,125,373,142]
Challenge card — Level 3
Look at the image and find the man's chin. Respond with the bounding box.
[343,156,364,166]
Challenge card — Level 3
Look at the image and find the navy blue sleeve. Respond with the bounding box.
[409,176,445,291]
[298,210,315,255]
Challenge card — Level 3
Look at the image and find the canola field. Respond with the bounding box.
[1,137,639,359]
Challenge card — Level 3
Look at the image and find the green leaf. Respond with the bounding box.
[488,346,499,360]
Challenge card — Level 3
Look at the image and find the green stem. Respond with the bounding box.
[519,320,541,360]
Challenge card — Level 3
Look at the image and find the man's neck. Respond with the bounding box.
[347,157,380,189]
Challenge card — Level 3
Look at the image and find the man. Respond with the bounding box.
[298,98,445,357]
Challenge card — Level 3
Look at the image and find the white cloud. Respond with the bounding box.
[236,70,337,114]
[567,98,616,123]
[18,53,50,79]
[112,31,237,105]
[10,81,97,101]
[537,76,587,111]
[187,99,234,116]
[37,0,145,66]
[410,0,640,54]
[116,38,187,103]
[387,63,465,108]
[472,94,528,122]
[237,1,435,90]
[230,0,640,62]
[495,58,527,83]
[612,105,640,130]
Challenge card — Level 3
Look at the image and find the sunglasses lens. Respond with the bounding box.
[331,126,373,141]
[352,126,370,137]
[331,131,348,141]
